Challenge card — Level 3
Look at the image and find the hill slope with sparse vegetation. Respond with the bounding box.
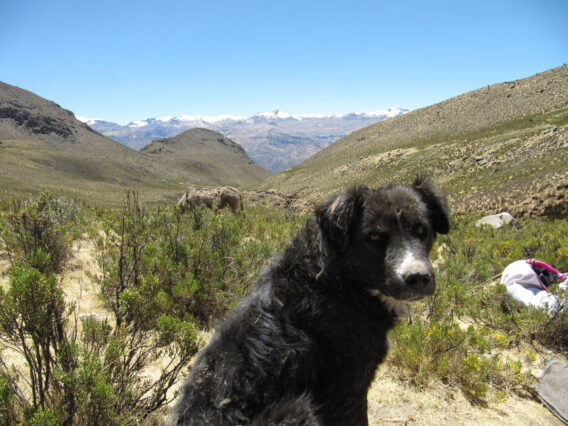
[141,128,270,187]
[260,65,568,218]
[0,82,269,205]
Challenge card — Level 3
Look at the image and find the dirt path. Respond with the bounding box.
[368,370,560,425]
[61,237,111,327]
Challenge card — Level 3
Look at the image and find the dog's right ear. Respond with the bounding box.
[315,186,369,252]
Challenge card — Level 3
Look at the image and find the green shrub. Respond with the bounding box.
[0,265,74,423]
[0,192,81,274]
[0,260,200,424]
[23,408,59,426]
[0,192,206,423]
[72,351,117,425]
[435,216,568,351]
[95,193,306,328]
[0,371,18,425]
[390,318,529,401]
[7,189,568,414]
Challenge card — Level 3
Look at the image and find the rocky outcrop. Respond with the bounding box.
[0,105,74,138]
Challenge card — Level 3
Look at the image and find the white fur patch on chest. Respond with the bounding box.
[368,289,409,316]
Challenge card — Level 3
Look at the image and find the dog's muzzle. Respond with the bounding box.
[403,267,433,289]
[396,248,436,297]
[401,262,435,296]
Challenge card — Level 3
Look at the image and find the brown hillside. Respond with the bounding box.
[141,128,270,186]
[0,81,139,156]
[0,83,269,205]
[259,65,568,217]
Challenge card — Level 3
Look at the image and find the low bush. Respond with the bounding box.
[0,192,83,274]
[95,192,306,328]
[390,319,533,402]
[0,193,204,424]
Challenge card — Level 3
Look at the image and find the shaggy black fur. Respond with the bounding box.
[171,177,450,425]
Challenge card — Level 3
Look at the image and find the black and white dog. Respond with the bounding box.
[172,177,450,425]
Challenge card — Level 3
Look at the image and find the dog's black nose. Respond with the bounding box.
[403,271,433,289]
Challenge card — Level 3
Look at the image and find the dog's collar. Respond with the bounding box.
[368,289,409,317]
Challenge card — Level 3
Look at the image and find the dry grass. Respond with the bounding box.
[60,237,113,329]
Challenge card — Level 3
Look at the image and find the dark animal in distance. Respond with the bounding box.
[178,186,244,214]
[171,177,450,425]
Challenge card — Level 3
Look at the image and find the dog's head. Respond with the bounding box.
[315,177,450,304]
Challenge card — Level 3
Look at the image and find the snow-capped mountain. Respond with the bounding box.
[80,108,407,173]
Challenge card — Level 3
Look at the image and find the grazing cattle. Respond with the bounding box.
[171,177,450,425]
[178,186,244,214]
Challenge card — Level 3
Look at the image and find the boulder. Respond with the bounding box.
[475,212,517,228]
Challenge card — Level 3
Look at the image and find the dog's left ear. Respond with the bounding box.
[315,186,370,252]
[411,177,450,235]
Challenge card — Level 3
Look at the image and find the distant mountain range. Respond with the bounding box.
[80,108,406,172]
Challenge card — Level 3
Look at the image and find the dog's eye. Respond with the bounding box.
[415,225,428,238]
[369,232,381,241]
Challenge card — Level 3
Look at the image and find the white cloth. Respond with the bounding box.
[501,260,563,314]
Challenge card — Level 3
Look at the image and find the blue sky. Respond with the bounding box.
[1,0,566,124]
